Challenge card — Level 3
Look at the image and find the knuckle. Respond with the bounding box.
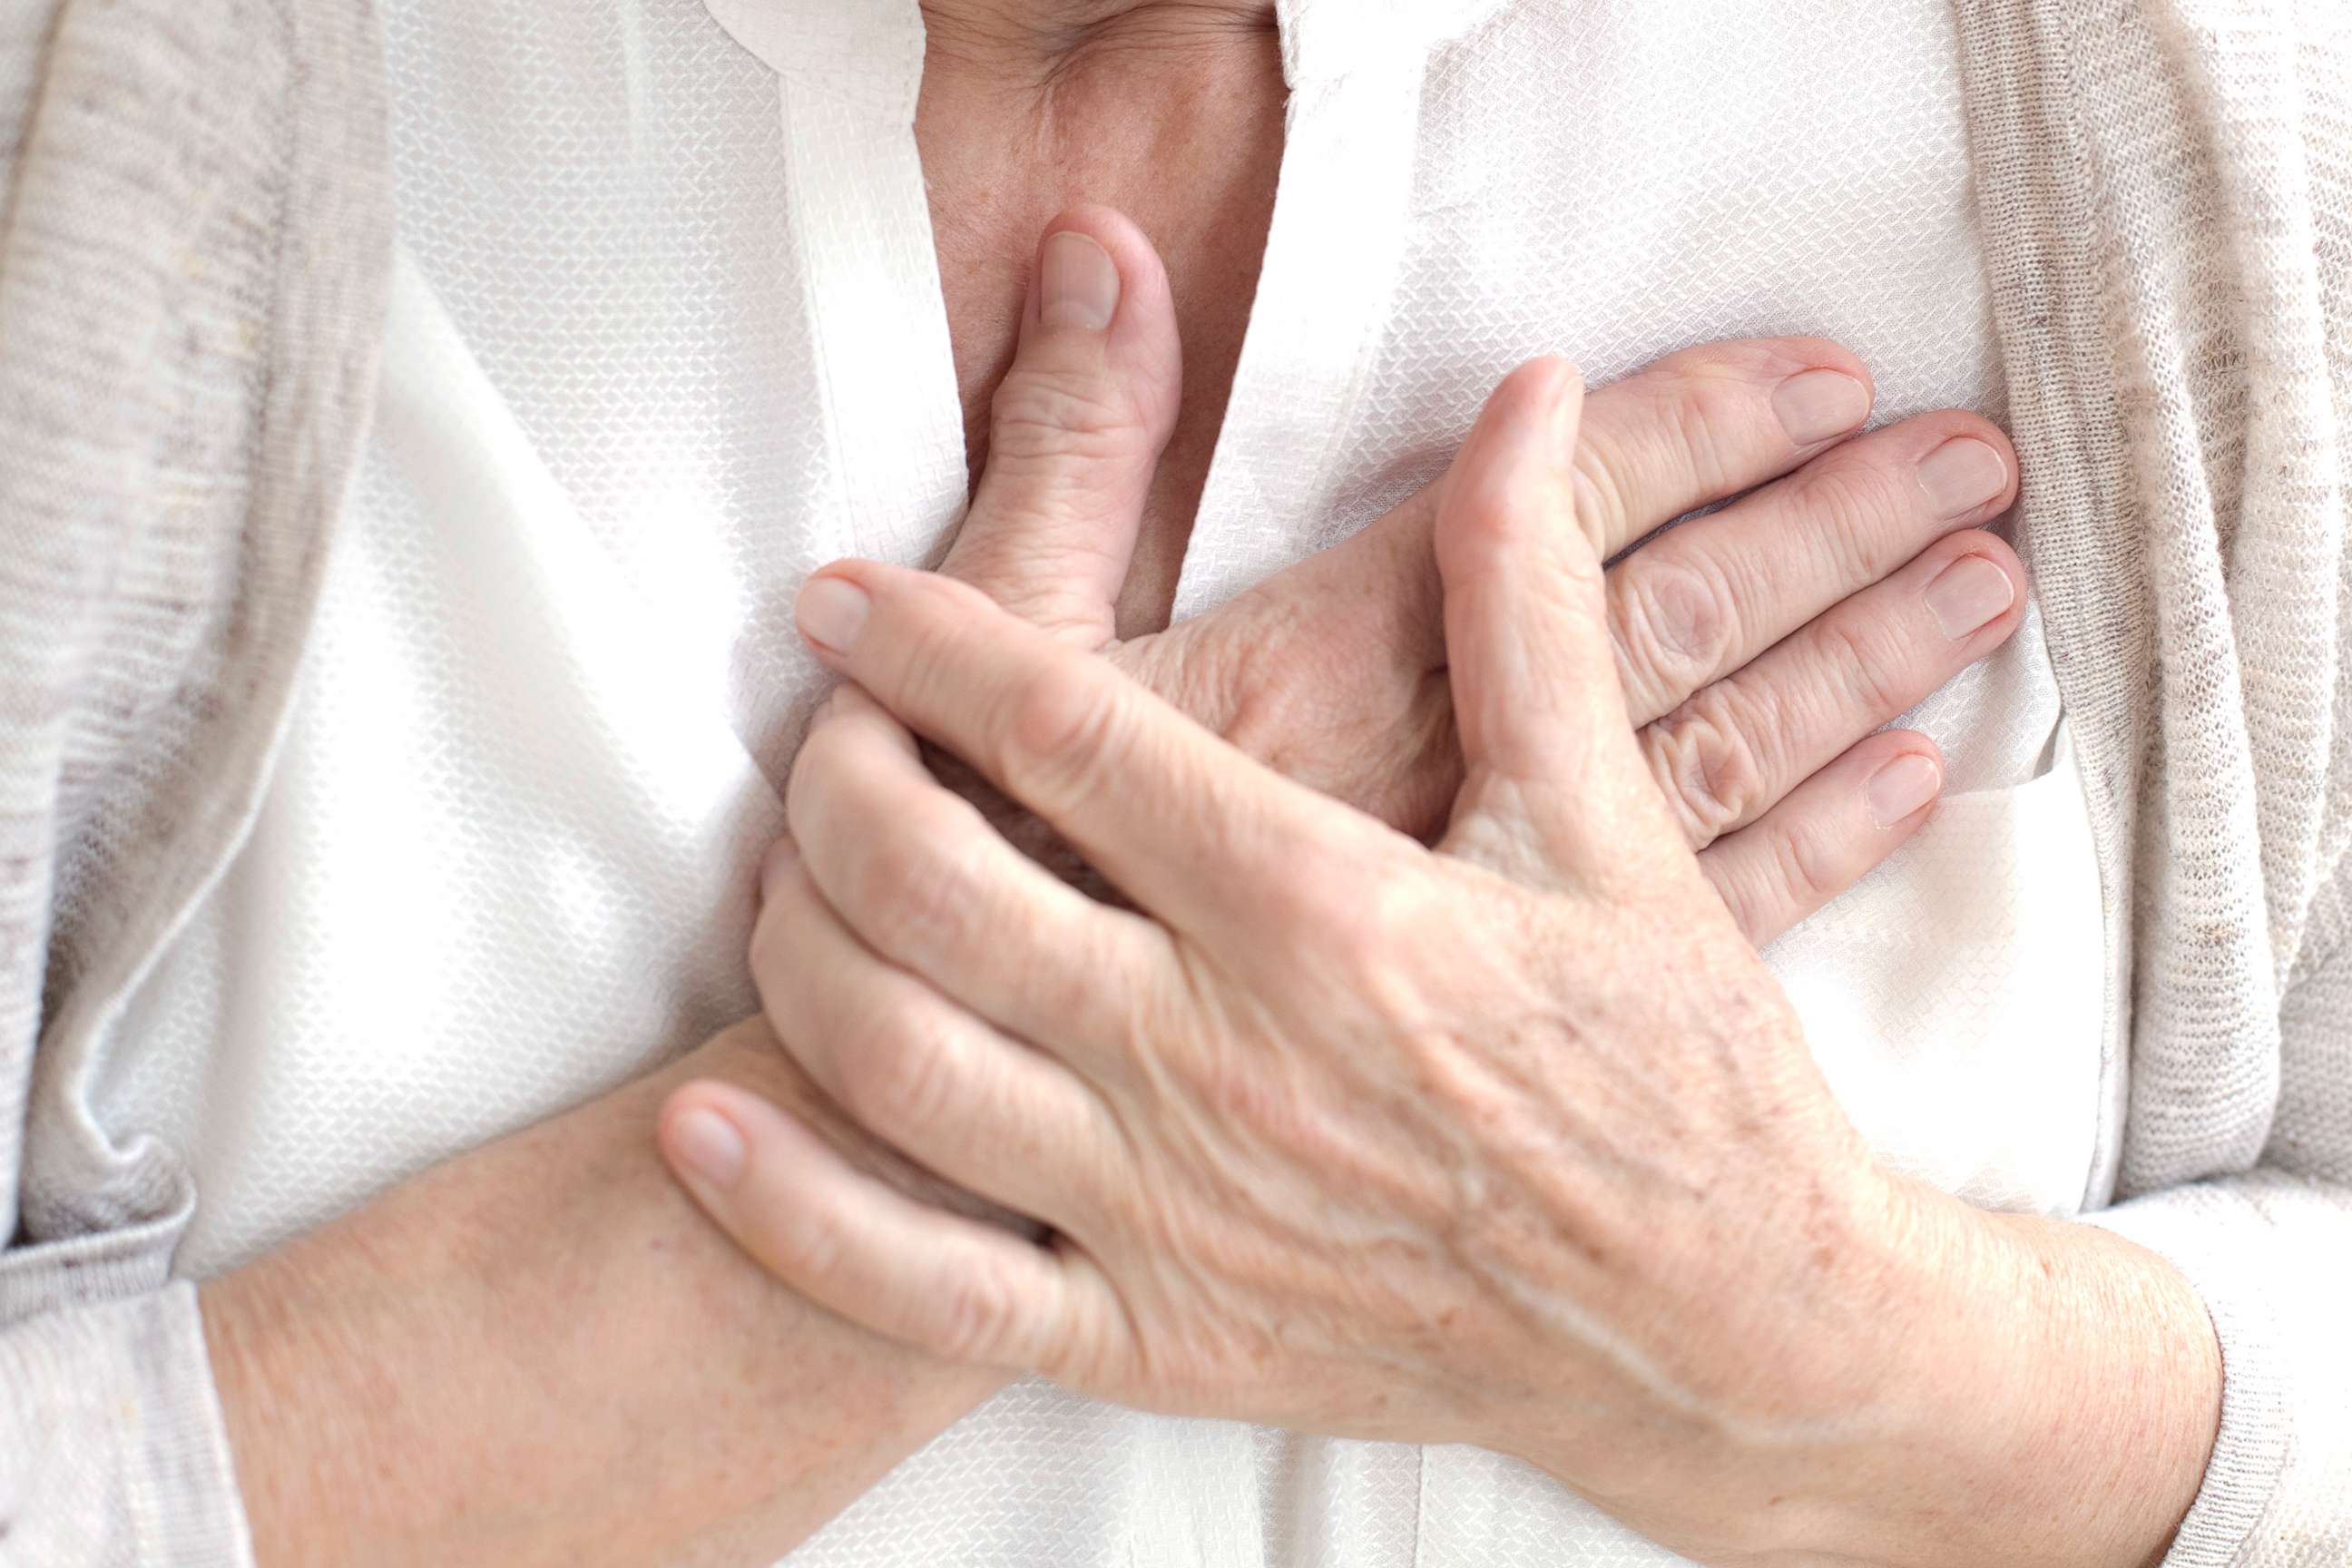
[1812,612,1911,718]
[1571,435,1639,551]
[1200,1044,1297,1141]
[1768,818,1847,916]
[760,1186,844,1281]
[929,1259,1018,1363]
[1259,838,1409,970]
[1322,880,1405,975]
[1547,534,1612,602]
[859,809,985,964]
[1658,371,1757,495]
[989,365,1148,464]
[746,877,818,1015]
[1580,368,1749,535]
[837,1006,962,1137]
[1612,554,1740,707]
[1578,365,1759,549]
[1253,863,1347,946]
[1002,660,1123,799]
[898,605,988,716]
[1788,451,1917,571]
[1646,692,1770,842]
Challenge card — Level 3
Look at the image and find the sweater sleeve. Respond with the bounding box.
[2083,913,2352,1567]
[0,0,389,1557]
[1947,0,2352,1553]
[0,1287,253,1566]
[2086,1173,2352,1567]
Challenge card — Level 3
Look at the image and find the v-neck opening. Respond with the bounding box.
[1169,35,1451,621]
[708,0,1476,601]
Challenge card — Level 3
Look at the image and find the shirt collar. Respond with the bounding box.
[1276,0,1506,85]
[704,0,1507,103]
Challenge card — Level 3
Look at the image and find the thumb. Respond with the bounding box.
[940,206,1182,647]
[1434,358,1645,883]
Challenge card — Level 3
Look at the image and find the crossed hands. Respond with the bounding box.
[658,209,2031,1564]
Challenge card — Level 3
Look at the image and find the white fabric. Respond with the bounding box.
[91,1,2110,1564]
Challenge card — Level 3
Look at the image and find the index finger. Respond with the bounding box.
[791,564,1356,933]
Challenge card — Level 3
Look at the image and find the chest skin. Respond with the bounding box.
[915,14,1289,635]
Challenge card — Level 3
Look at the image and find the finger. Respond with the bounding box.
[657,1080,1116,1371]
[1609,411,2019,724]
[1575,335,1877,559]
[1433,358,1654,881]
[791,563,1349,935]
[1698,730,1945,946]
[938,207,1181,646]
[749,841,1120,1233]
[1640,530,2024,848]
[780,684,1166,1070]
[1121,338,1891,776]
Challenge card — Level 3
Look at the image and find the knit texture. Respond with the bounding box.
[0,0,391,1561]
[1955,2,2352,1558]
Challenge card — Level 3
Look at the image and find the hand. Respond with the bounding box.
[935,208,2025,944]
[695,362,1882,1562]
[662,360,2219,1568]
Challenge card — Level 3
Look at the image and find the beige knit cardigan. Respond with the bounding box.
[0,2,2345,1563]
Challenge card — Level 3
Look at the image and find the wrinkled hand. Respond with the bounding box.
[674,361,1990,1566]
[936,208,2024,943]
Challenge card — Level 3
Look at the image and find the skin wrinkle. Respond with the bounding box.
[925,0,1279,85]
[681,302,2198,1559]
[865,479,1965,1485]
[688,101,2182,1553]
[178,1,2225,1547]
[1231,822,1886,1457]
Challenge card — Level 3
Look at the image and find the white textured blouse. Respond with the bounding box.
[98,2,2112,1564]
[8,3,2349,1565]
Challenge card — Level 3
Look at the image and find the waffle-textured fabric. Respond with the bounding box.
[0,3,2346,1566]
[117,2,2097,1566]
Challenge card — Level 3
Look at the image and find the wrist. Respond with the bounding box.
[1771,1179,2220,1568]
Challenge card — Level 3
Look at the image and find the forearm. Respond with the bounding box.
[200,1021,1004,1567]
[1769,1183,2221,1568]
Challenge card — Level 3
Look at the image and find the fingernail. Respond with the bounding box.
[1867,753,1943,828]
[759,838,798,906]
[1040,230,1120,331]
[669,1107,747,1191]
[1924,554,2016,638]
[1772,369,1872,445]
[1916,437,2008,517]
[796,575,870,652]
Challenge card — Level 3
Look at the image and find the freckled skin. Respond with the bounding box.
[181,9,2220,1568]
[730,350,2224,1568]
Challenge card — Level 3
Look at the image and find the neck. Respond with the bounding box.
[921,1,1279,79]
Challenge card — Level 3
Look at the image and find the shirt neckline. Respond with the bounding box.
[702,0,1500,594]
